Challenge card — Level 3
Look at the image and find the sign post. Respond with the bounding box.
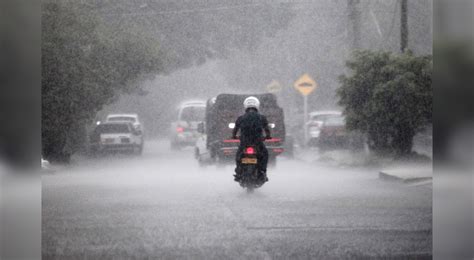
[293,73,317,145]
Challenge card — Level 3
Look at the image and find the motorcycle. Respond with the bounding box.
[235,144,266,193]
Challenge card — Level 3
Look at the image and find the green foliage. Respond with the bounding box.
[42,2,164,162]
[337,50,432,156]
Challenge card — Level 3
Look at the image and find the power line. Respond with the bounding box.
[101,3,269,16]
[98,1,354,17]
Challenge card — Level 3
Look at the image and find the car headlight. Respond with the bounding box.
[228,123,235,129]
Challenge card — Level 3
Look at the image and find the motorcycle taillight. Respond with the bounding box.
[245,147,255,154]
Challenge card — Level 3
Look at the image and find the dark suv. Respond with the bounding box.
[195,93,285,166]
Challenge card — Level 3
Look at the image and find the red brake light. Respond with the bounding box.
[245,147,255,154]
[176,127,184,133]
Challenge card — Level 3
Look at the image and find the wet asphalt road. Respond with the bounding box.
[42,140,432,259]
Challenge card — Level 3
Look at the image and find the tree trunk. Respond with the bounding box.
[368,128,391,155]
[393,125,415,156]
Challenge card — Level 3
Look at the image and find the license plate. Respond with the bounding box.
[105,138,114,143]
[241,158,257,164]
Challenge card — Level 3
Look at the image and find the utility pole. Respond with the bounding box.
[348,0,361,50]
[400,0,408,52]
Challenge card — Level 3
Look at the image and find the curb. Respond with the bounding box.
[379,171,432,184]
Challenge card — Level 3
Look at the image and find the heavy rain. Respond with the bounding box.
[39,0,434,258]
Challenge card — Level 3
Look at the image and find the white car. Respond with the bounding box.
[105,113,143,132]
[170,101,206,149]
[90,122,143,155]
[306,111,342,146]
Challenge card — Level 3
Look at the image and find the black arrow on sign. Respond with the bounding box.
[298,82,313,87]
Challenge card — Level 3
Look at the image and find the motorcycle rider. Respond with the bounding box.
[232,96,271,182]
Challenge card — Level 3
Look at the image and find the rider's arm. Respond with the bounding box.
[232,117,241,139]
[262,115,271,139]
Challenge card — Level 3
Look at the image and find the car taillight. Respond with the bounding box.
[309,121,322,127]
[176,127,184,133]
[245,147,255,154]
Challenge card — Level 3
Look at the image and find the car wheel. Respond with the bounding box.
[194,148,200,160]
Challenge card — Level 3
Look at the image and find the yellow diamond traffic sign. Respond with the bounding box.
[294,73,317,96]
[266,80,282,93]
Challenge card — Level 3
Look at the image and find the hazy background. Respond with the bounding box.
[99,0,432,137]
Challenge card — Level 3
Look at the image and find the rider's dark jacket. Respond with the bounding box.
[232,108,271,144]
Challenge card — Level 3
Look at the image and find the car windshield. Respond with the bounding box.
[97,124,130,133]
[180,106,205,121]
[324,116,345,126]
[108,116,136,122]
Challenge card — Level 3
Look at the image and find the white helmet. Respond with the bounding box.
[243,96,260,110]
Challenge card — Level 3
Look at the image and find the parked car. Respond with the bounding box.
[194,93,285,167]
[317,115,365,151]
[104,113,144,149]
[170,100,206,149]
[306,111,342,146]
[90,122,143,155]
[104,113,143,132]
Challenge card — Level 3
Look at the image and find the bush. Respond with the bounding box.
[337,50,432,156]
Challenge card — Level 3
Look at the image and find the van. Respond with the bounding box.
[170,101,206,149]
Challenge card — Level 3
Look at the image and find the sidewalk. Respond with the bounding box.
[296,148,371,167]
[379,164,432,184]
[295,147,433,185]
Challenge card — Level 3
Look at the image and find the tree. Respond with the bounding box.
[337,50,432,156]
[41,0,295,163]
[42,2,164,162]
[88,0,295,71]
